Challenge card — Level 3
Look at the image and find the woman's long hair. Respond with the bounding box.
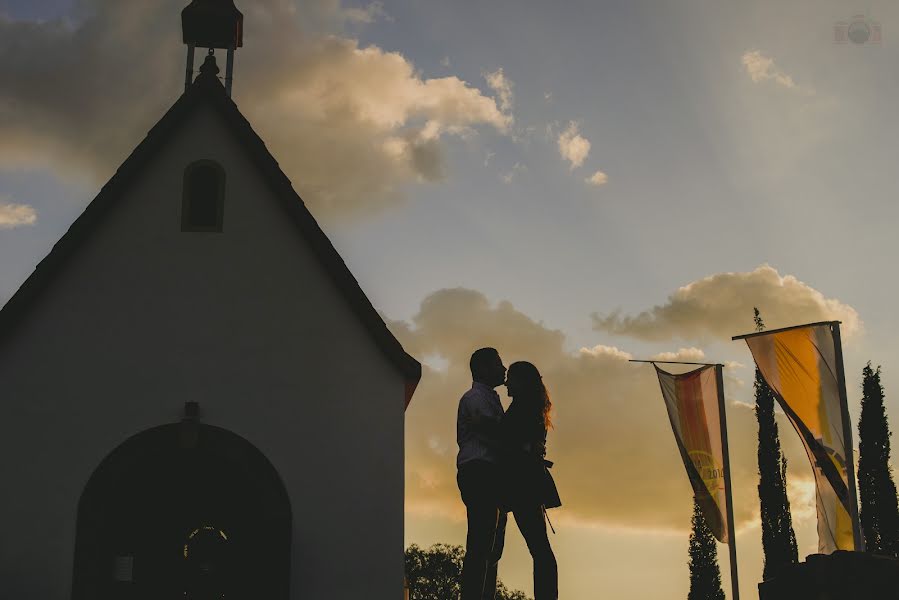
[508,361,553,429]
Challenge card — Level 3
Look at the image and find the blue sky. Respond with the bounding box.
[337,0,899,347]
[2,1,899,598]
[0,0,74,19]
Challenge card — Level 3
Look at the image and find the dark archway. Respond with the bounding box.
[72,423,291,599]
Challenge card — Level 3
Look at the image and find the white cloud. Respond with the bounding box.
[440,56,451,68]
[557,121,591,170]
[340,1,390,24]
[593,264,861,342]
[0,1,511,221]
[585,170,608,186]
[578,344,632,361]
[484,67,514,114]
[0,200,37,229]
[742,50,809,93]
[501,162,526,184]
[786,477,818,524]
[649,347,705,362]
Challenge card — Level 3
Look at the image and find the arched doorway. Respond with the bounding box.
[72,423,291,599]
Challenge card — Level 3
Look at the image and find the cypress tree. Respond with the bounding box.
[753,308,798,580]
[857,362,899,557]
[688,497,726,600]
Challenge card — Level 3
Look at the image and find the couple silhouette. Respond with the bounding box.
[456,347,560,600]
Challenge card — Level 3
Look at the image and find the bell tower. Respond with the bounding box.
[181,0,244,96]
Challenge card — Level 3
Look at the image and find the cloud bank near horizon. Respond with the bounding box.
[391,286,823,533]
[395,264,862,532]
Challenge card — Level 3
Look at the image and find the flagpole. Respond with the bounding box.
[715,364,740,600]
[831,322,866,551]
[628,360,723,367]
[732,320,841,341]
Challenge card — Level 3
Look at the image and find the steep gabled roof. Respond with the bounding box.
[0,57,421,407]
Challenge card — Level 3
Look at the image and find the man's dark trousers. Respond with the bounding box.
[458,459,507,600]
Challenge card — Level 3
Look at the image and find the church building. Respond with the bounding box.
[0,1,421,598]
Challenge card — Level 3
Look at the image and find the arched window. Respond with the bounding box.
[182,160,225,232]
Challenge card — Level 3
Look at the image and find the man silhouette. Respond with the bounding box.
[457,347,508,600]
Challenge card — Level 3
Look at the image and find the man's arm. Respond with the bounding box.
[471,413,502,439]
[462,392,503,440]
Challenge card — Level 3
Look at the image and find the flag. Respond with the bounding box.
[655,364,730,543]
[741,322,858,553]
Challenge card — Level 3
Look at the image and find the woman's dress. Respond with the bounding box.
[502,397,551,510]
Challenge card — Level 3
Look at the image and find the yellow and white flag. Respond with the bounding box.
[740,322,860,553]
[655,364,730,543]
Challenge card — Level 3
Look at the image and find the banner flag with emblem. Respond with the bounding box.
[654,364,731,543]
[736,321,863,553]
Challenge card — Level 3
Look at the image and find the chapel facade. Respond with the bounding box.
[0,2,420,598]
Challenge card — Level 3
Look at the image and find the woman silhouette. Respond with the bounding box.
[502,361,559,600]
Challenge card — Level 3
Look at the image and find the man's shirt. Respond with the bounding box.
[457,382,504,467]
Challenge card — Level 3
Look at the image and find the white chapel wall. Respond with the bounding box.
[0,103,406,599]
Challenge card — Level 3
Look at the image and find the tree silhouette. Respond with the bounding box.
[858,362,899,557]
[688,497,725,600]
[753,308,798,580]
[404,543,531,600]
